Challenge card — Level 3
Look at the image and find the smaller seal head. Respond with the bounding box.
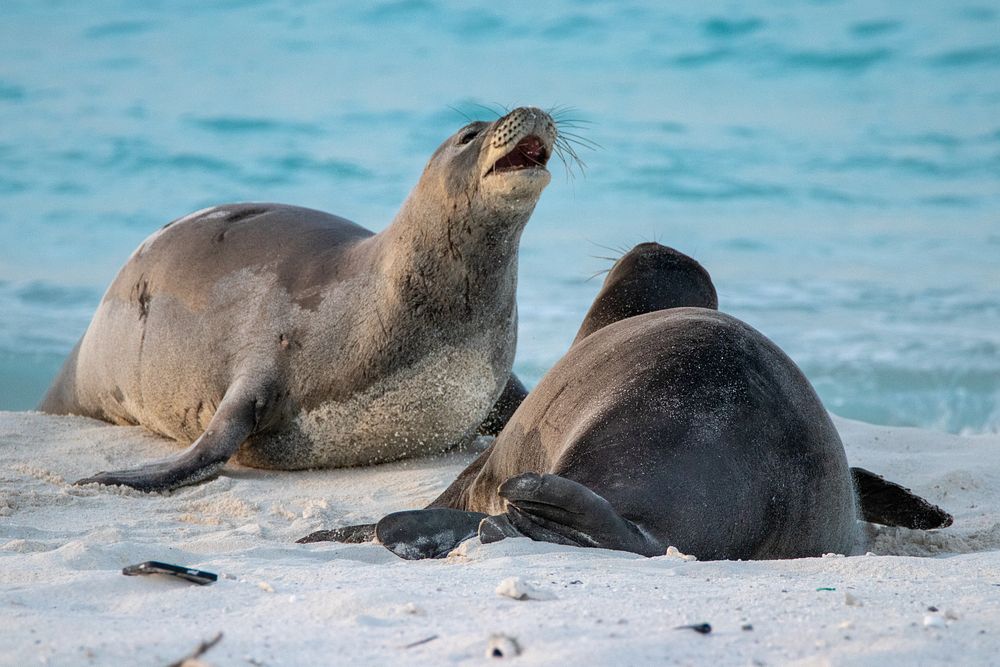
[574,242,718,343]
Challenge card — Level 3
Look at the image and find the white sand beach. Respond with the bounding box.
[2,411,998,666]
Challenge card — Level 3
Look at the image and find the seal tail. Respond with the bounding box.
[851,467,953,530]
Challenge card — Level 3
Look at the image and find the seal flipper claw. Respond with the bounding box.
[75,459,226,493]
[478,514,522,544]
[496,473,666,556]
[75,383,260,493]
[851,467,953,529]
[375,509,488,560]
[296,523,376,544]
[478,508,581,547]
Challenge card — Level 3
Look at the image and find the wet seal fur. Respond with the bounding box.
[41,107,559,492]
[302,243,952,559]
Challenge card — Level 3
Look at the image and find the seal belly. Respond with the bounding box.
[236,345,501,469]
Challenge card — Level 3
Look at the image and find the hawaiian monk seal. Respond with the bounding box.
[474,242,718,436]
[41,106,560,492]
[303,243,951,558]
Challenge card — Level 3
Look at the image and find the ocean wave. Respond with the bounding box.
[188,116,322,135]
[621,173,790,201]
[807,153,1000,179]
[928,45,1000,68]
[702,17,765,39]
[779,48,892,72]
[83,20,154,40]
[0,281,98,356]
[661,45,893,73]
[541,14,603,39]
[0,81,26,102]
[849,20,902,38]
[262,155,372,179]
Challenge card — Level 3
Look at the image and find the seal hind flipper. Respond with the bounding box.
[851,467,953,529]
[296,523,376,544]
[75,383,262,493]
[484,473,666,556]
[374,508,488,560]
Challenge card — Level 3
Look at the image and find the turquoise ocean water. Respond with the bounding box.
[1,1,998,433]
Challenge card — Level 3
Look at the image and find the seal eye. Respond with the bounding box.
[456,128,480,145]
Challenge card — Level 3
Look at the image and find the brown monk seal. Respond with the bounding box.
[301,243,952,558]
[40,106,560,492]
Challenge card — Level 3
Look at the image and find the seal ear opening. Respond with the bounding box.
[851,467,953,530]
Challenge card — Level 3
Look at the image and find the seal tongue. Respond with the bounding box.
[489,135,549,174]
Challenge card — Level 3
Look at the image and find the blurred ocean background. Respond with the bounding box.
[0,1,997,433]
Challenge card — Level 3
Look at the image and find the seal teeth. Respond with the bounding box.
[487,135,550,175]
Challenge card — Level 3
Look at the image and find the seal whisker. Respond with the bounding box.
[555,134,594,160]
[553,139,588,177]
[547,105,592,124]
[585,268,612,282]
[554,138,588,164]
[586,239,627,256]
[550,121,593,132]
[557,131,603,151]
[447,104,474,123]
[548,116,594,127]
[483,102,511,118]
[553,146,583,180]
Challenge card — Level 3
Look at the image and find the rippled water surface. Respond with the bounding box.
[1,1,998,432]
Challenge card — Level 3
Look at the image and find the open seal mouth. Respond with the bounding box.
[487,135,550,175]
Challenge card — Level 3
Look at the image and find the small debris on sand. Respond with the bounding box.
[167,632,223,667]
[923,614,946,629]
[675,623,712,635]
[486,634,521,658]
[495,576,553,601]
[664,546,698,561]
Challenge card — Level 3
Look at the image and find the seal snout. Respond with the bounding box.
[484,107,556,179]
[487,135,551,175]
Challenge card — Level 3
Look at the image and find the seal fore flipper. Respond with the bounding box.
[477,374,528,436]
[375,508,488,560]
[483,473,666,557]
[75,380,264,493]
[297,523,376,544]
[851,467,953,530]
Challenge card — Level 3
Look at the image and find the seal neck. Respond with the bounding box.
[374,192,532,320]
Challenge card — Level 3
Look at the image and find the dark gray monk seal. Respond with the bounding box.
[475,242,719,435]
[302,243,951,558]
[40,106,560,492]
